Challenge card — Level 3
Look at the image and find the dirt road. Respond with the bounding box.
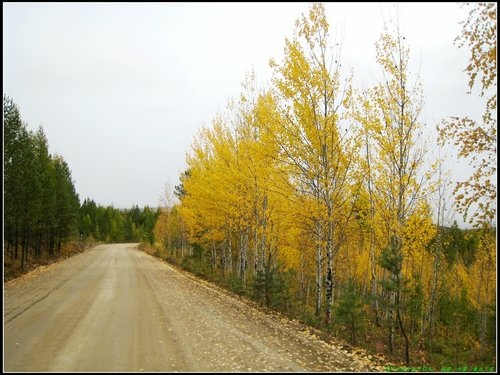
[4,243,384,372]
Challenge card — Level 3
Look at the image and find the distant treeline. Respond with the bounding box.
[79,199,158,244]
[3,95,157,271]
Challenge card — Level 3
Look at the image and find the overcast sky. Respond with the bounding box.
[3,2,490,226]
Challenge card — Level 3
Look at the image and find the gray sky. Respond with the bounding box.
[3,2,489,226]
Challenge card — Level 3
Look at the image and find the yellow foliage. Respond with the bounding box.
[437,2,497,227]
[167,6,496,350]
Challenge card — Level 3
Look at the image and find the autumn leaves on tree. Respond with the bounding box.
[438,2,496,228]
[154,3,496,368]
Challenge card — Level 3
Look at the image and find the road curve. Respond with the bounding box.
[4,243,382,372]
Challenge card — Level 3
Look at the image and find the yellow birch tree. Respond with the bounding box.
[268,3,357,323]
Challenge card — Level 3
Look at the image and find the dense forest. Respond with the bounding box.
[78,199,158,244]
[148,3,496,370]
[3,94,157,277]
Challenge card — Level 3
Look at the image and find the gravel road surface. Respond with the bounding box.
[4,243,385,372]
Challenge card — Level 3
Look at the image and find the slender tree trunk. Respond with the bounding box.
[228,226,233,274]
[426,231,441,342]
[57,232,62,254]
[36,229,42,258]
[260,195,267,273]
[396,282,410,364]
[211,243,216,271]
[253,196,259,274]
[478,245,491,363]
[371,233,380,326]
[238,230,242,279]
[180,220,185,259]
[21,234,26,269]
[299,244,305,302]
[221,238,226,278]
[5,230,12,258]
[306,278,310,311]
[14,225,19,260]
[48,230,53,255]
[265,255,271,306]
[364,124,380,326]
[22,223,29,269]
[239,228,247,284]
[325,206,334,324]
[388,291,395,354]
[325,250,333,324]
[315,228,323,317]
[254,224,258,274]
